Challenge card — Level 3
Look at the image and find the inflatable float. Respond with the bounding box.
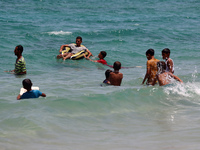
[20,86,39,95]
[61,46,89,60]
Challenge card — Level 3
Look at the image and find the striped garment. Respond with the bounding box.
[15,56,26,74]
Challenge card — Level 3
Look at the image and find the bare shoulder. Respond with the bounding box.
[168,58,173,61]
[110,72,114,75]
[110,72,123,78]
[119,72,123,77]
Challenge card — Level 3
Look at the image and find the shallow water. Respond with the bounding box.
[0,0,200,149]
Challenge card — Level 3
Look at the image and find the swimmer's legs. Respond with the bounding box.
[63,53,73,60]
[57,53,70,59]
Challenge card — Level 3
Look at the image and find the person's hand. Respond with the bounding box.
[4,70,14,73]
[83,54,87,59]
[63,57,67,61]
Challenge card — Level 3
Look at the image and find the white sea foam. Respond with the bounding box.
[164,82,200,97]
[47,31,72,35]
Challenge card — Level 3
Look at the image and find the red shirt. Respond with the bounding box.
[97,59,107,65]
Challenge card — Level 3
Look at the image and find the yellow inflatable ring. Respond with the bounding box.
[61,46,89,60]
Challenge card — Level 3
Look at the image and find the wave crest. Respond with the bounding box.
[47,31,72,35]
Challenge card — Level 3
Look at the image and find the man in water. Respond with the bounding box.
[142,49,159,85]
[56,36,92,60]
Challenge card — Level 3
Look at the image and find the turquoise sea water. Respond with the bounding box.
[0,0,200,149]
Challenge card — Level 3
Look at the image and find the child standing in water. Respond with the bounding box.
[152,61,183,86]
[109,61,123,86]
[142,49,160,85]
[103,69,112,85]
[162,48,174,73]
[17,79,46,100]
[5,45,27,75]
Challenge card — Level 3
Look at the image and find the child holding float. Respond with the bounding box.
[17,79,46,100]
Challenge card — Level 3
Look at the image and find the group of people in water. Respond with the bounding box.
[6,36,183,100]
[142,48,183,86]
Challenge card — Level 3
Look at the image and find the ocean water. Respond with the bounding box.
[0,0,200,149]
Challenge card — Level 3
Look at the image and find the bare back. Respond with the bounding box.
[157,72,182,86]
[147,58,160,84]
[109,72,123,86]
[157,72,172,86]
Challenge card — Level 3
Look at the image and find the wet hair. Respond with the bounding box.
[76,36,82,41]
[157,61,166,74]
[16,45,23,53]
[105,69,112,79]
[162,48,170,54]
[22,79,32,90]
[113,61,121,70]
[100,51,107,58]
[146,49,154,56]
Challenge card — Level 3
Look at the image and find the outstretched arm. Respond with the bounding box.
[85,49,93,58]
[4,70,15,73]
[41,93,46,97]
[17,94,21,100]
[169,73,183,83]
[84,54,97,62]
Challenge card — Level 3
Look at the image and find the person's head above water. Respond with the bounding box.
[76,36,82,47]
[22,79,32,91]
[98,51,107,59]
[105,69,112,79]
[146,49,155,60]
[113,61,121,70]
[14,45,23,56]
[146,49,154,56]
[162,48,170,60]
